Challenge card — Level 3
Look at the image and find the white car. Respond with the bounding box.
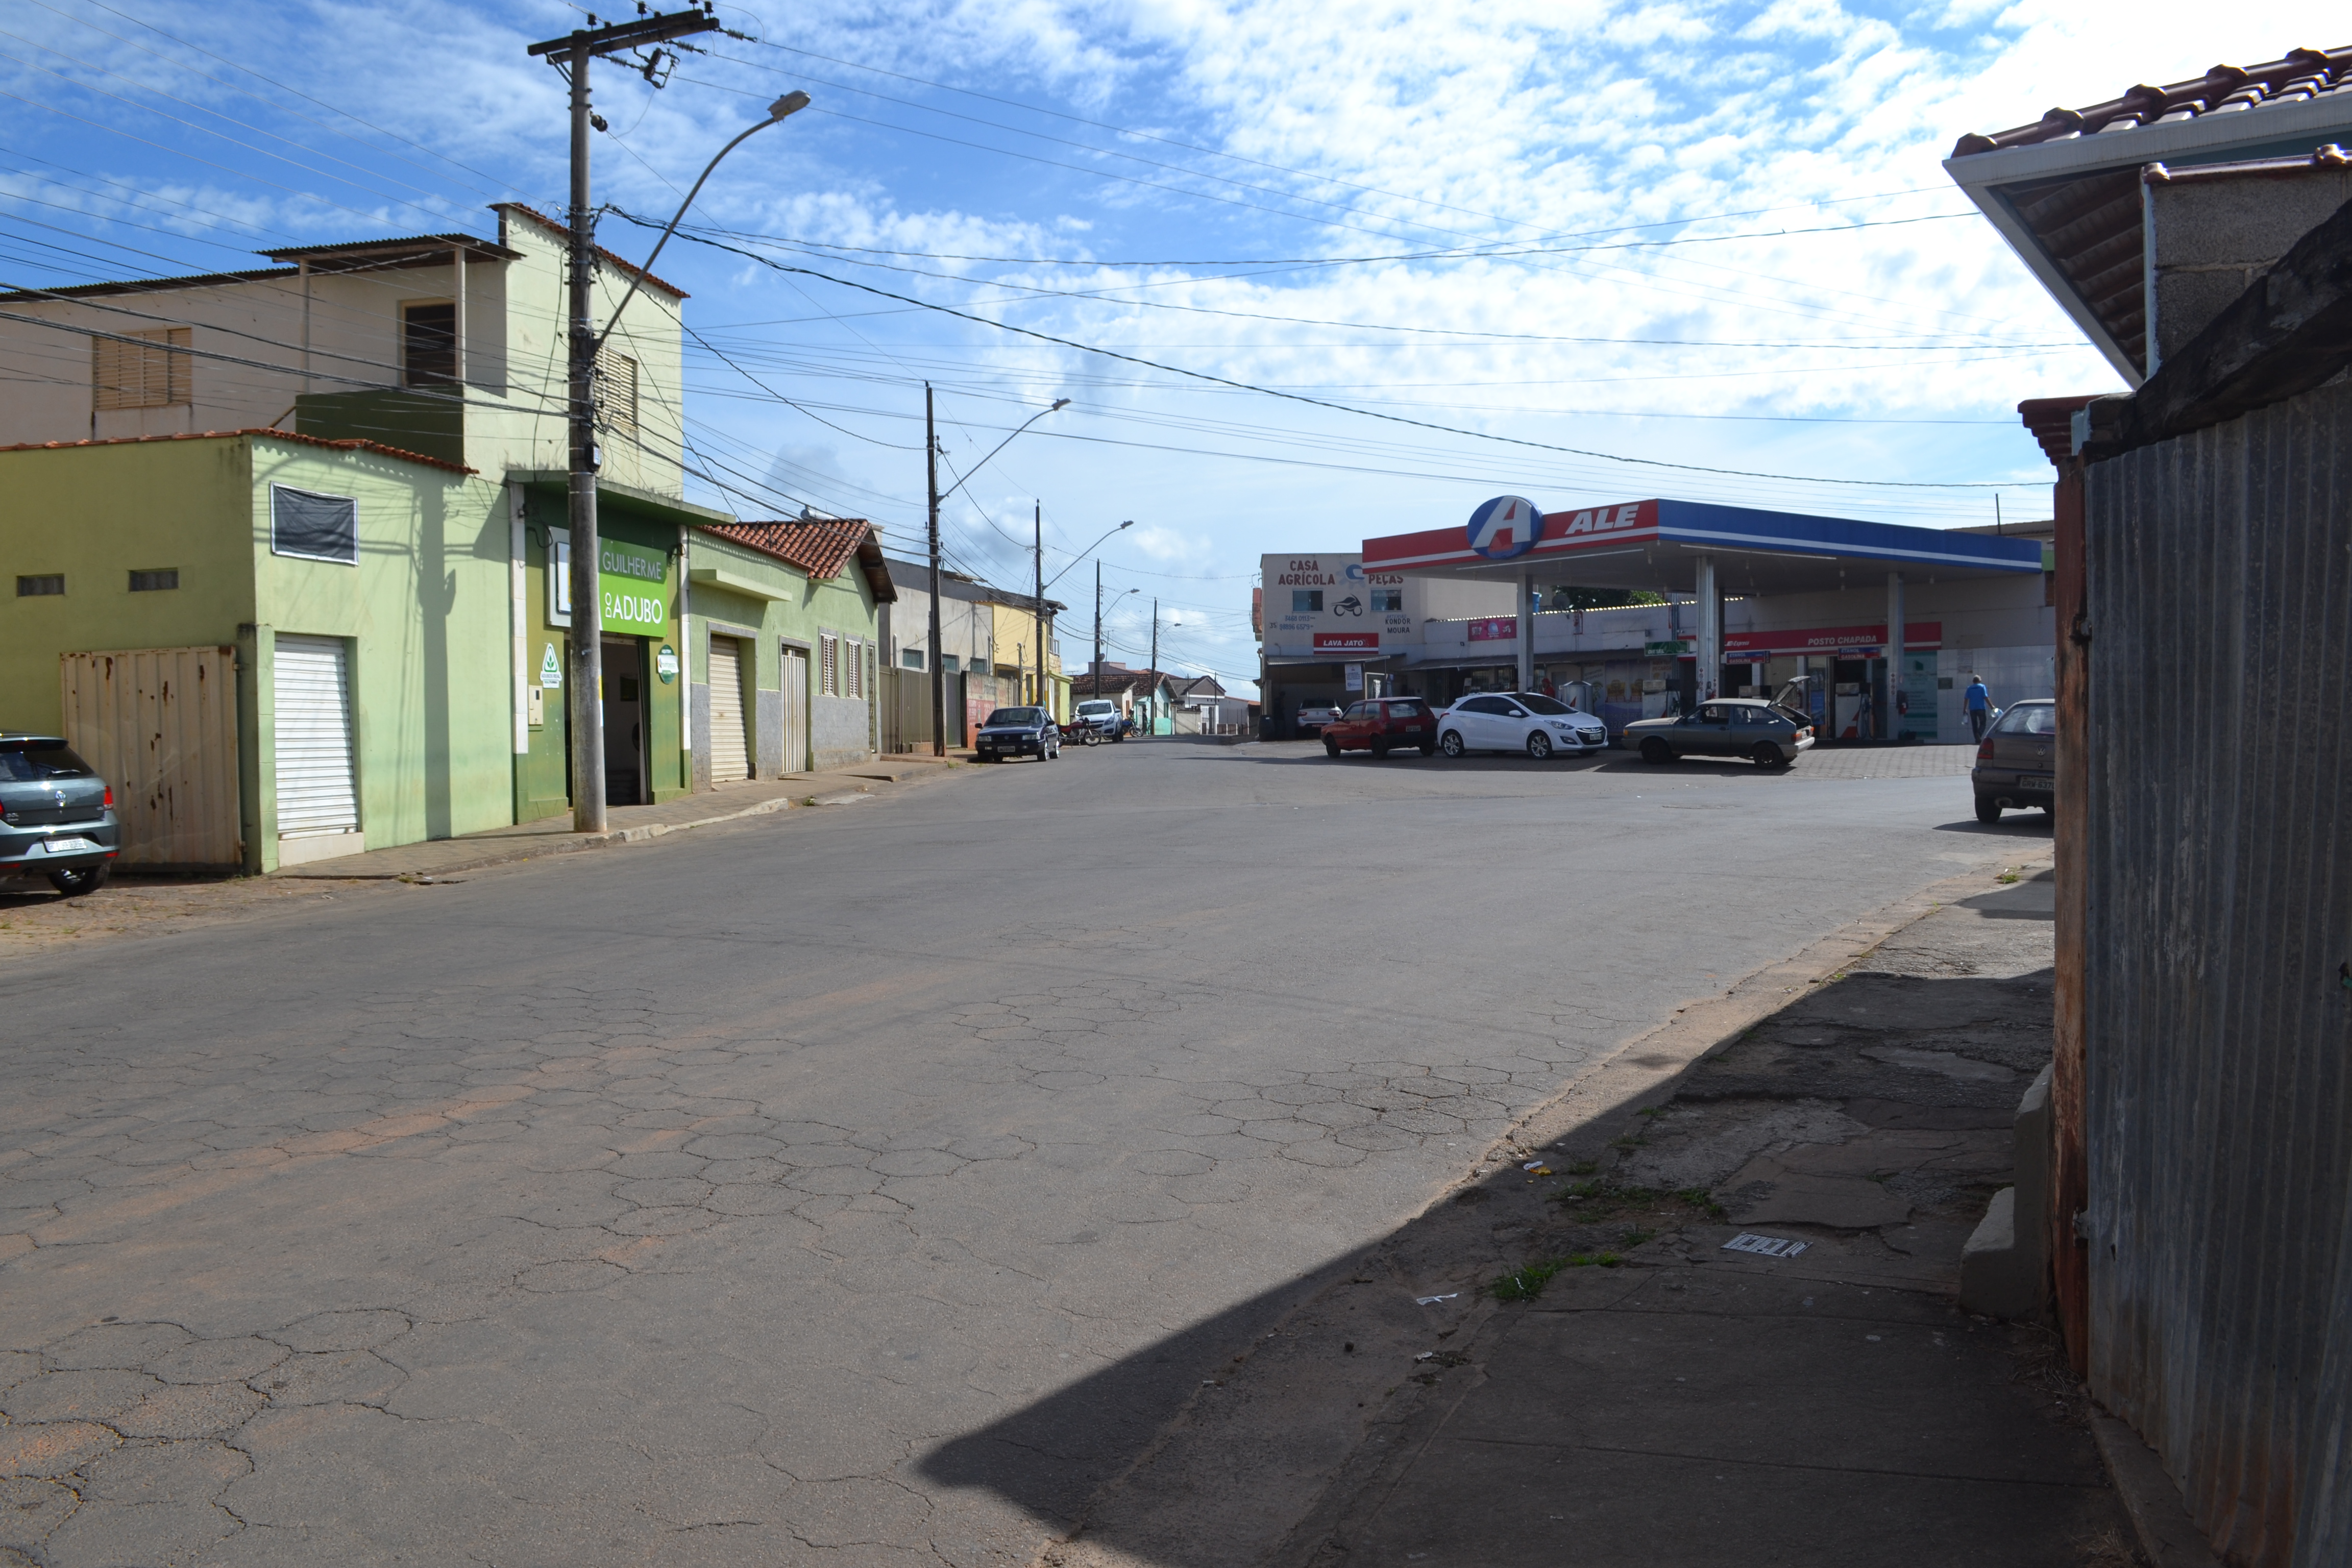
[1435,692,1609,759]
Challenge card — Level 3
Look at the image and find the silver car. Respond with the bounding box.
[1,733,120,894]
[1624,698,1817,769]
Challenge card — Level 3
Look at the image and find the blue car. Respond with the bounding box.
[2,733,119,895]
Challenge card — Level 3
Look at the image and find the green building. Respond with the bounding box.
[683,519,894,780]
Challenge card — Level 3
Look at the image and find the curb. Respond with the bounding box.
[270,793,800,881]
[2090,1410,2224,1568]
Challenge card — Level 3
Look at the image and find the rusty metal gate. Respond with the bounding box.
[2081,379,2352,1568]
[58,646,242,869]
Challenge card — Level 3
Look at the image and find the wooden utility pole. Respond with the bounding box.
[1149,597,1159,733]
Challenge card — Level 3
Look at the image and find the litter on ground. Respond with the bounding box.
[1721,1232,1809,1258]
[1414,1293,1459,1306]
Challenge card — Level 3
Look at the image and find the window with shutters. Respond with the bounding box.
[819,633,838,696]
[844,639,863,700]
[92,327,190,411]
[401,302,456,388]
[598,350,639,438]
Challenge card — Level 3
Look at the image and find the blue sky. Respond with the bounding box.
[4,1,2339,689]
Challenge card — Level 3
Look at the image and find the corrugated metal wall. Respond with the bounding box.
[58,646,242,869]
[2082,380,2352,1568]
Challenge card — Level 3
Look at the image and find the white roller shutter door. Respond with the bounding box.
[708,636,750,782]
[273,635,358,838]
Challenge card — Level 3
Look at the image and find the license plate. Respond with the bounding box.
[33,836,97,856]
[2016,774,2054,790]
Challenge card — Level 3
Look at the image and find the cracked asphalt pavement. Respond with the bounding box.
[0,740,2040,1566]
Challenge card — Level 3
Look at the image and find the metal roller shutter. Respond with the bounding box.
[272,635,358,839]
[708,636,749,782]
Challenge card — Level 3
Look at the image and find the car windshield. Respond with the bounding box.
[1076,702,1115,716]
[0,742,94,781]
[1515,694,1573,716]
[985,708,1042,727]
[1995,703,2057,736]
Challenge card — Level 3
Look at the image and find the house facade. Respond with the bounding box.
[685,519,893,780]
[0,206,767,868]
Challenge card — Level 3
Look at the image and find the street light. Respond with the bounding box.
[1092,576,1139,698]
[926,393,1068,756]
[524,9,814,831]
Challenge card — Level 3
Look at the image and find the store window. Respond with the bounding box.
[1292,590,1323,612]
[1369,589,1403,612]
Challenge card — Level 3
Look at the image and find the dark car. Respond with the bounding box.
[1,733,119,895]
[1973,699,2054,821]
[1623,698,1816,768]
[975,706,1060,763]
[1322,697,1438,757]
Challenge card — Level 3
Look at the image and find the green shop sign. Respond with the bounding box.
[598,538,670,636]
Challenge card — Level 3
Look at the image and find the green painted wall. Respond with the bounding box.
[684,529,882,777]
[515,483,689,816]
[0,440,256,733]
[1,435,517,873]
[247,440,511,860]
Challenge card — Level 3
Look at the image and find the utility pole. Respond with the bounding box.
[528,8,718,833]
[1149,597,1159,734]
[1033,501,1045,716]
[926,383,945,756]
[1093,560,1102,698]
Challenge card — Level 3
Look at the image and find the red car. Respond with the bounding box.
[1322,697,1438,757]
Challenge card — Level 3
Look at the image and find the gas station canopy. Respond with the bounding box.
[1360,499,2043,593]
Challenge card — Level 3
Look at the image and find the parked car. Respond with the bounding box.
[1435,692,1609,759]
[1973,698,2055,822]
[1295,700,1344,737]
[1071,699,1121,744]
[974,706,1060,763]
[1623,698,1815,767]
[1322,697,1439,757]
[1,733,119,895]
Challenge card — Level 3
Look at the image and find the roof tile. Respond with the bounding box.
[1954,45,2352,157]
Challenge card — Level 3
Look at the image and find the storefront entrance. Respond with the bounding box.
[602,636,648,806]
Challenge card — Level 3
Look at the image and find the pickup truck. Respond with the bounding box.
[1071,698,1124,743]
[1295,701,1344,737]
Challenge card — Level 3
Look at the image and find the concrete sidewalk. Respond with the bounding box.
[1291,863,2135,1567]
[265,752,973,882]
[1044,859,2151,1568]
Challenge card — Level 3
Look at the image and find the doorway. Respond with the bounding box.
[602,636,647,805]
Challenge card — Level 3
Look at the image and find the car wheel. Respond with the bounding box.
[1439,730,1465,758]
[1975,796,2003,824]
[1751,742,1785,768]
[1639,738,1675,765]
[1526,731,1552,760]
[1370,740,1391,758]
[1324,738,1341,757]
[47,863,109,897]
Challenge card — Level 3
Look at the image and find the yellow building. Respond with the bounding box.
[985,594,1068,718]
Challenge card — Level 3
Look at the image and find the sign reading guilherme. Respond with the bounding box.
[550,536,670,636]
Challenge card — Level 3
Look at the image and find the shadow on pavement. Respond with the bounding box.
[918,952,2118,1568]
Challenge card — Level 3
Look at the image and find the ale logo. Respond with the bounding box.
[1467,495,1543,560]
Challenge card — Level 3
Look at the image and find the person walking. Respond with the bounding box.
[1965,674,1992,742]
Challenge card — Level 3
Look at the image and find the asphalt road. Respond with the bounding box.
[0,740,2048,1567]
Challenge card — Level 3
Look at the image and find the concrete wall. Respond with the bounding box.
[2149,166,2352,372]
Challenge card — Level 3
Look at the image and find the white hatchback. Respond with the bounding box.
[1435,692,1609,758]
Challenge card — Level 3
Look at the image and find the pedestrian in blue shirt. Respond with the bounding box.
[1965,675,1992,742]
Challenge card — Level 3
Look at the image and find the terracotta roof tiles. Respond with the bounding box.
[1954,45,2352,158]
[699,519,897,603]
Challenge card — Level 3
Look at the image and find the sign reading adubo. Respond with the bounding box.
[598,539,669,636]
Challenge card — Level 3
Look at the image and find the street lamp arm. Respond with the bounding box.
[594,91,810,352]
[1042,519,1134,592]
[936,398,1068,505]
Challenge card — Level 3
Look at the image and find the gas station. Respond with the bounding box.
[1351,497,2051,742]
